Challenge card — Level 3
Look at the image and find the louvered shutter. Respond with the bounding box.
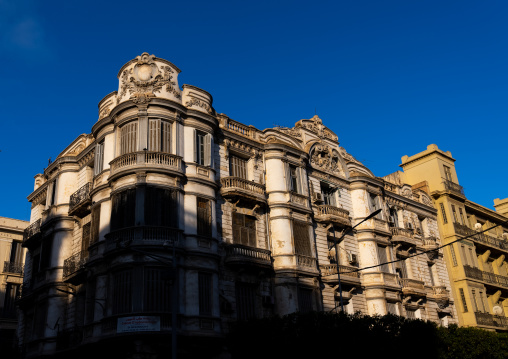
[193,129,197,163]
[205,133,211,166]
[285,163,291,192]
[148,119,160,151]
[162,121,171,153]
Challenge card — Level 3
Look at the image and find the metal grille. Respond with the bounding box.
[120,122,138,155]
[236,283,256,320]
[233,213,256,247]
[197,198,212,237]
[440,203,448,224]
[198,272,212,315]
[450,245,458,266]
[230,155,247,179]
[459,288,468,312]
[298,288,313,313]
[144,268,172,312]
[113,270,132,314]
[293,221,311,256]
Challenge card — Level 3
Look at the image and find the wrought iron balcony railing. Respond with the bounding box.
[475,312,508,329]
[463,265,508,288]
[23,219,41,242]
[110,152,182,176]
[454,223,508,251]
[442,179,465,196]
[63,251,88,279]
[3,261,23,275]
[69,182,92,216]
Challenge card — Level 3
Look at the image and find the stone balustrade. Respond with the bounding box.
[315,205,351,226]
[105,226,182,251]
[224,244,272,267]
[109,152,182,176]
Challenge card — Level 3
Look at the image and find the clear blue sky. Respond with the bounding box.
[1,0,507,221]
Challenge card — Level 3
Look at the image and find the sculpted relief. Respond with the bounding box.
[118,52,181,104]
[310,143,343,174]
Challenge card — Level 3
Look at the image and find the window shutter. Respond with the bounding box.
[285,163,291,192]
[330,189,337,207]
[162,121,171,153]
[94,142,104,175]
[298,167,308,195]
[148,119,160,152]
[210,135,214,169]
[193,129,197,163]
[205,133,211,167]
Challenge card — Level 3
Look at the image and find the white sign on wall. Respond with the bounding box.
[117,316,161,333]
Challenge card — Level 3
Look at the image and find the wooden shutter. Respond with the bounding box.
[236,283,256,320]
[193,129,197,163]
[197,198,212,237]
[198,272,212,315]
[293,221,311,256]
[94,142,104,175]
[377,245,389,272]
[298,288,313,313]
[90,205,101,244]
[121,122,138,154]
[162,121,171,153]
[113,270,132,314]
[148,119,160,151]
[298,167,308,195]
[205,133,211,166]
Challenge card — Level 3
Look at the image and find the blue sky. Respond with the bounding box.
[1,0,507,221]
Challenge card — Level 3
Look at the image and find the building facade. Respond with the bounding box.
[19,53,457,358]
[0,216,28,355]
[399,144,508,330]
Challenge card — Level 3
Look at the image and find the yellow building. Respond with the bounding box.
[398,144,508,330]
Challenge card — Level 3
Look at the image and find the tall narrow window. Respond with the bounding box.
[459,288,468,312]
[443,165,453,181]
[81,222,91,256]
[9,241,23,269]
[321,182,336,206]
[293,221,311,256]
[230,155,248,179]
[233,213,257,247]
[471,289,478,312]
[199,272,212,315]
[450,245,458,267]
[113,270,132,314]
[236,283,256,320]
[369,194,382,219]
[46,179,57,208]
[120,122,138,155]
[451,205,459,223]
[145,187,178,228]
[479,292,487,313]
[298,288,313,313]
[439,203,448,224]
[468,248,476,268]
[197,198,212,237]
[377,245,390,272]
[144,268,172,312]
[3,284,20,318]
[461,245,469,266]
[428,264,435,286]
[110,189,136,232]
[389,208,399,227]
[195,131,212,166]
[396,258,408,278]
[148,119,171,153]
[94,141,104,175]
[289,165,299,193]
[90,205,101,245]
[459,208,466,226]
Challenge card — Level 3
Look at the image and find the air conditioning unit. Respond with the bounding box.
[312,193,323,203]
[262,295,274,307]
[348,253,358,264]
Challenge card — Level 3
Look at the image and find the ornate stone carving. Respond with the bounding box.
[401,187,413,199]
[185,97,212,114]
[276,126,301,138]
[310,143,343,173]
[118,52,181,104]
[419,192,432,206]
[338,147,362,165]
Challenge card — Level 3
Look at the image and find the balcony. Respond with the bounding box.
[105,226,182,252]
[296,254,317,270]
[442,179,465,196]
[63,251,88,283]
[428,285,450,301]
[23,219,41,243]
[109,152,182,177]
[400,278,427,297]
[220,176,266,204]
[463,265,508,289]
[224,244,272,268]
[454,223,508,252]
[314,205,351,227]
[475,312,508,330]
[320,264,361,285]
[3,261,24,275]
[422,236,439,251]
[390,227,416,247]
[68,182,92,217]
[290,192,309,208]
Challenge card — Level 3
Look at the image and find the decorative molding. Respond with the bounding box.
[310,143,343,173]
[185,97,212,114]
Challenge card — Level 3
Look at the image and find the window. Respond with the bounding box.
[94,141,104,175]
[293,221,311,256]
[230,155,248,179]
[428,264,435,286]
[321,182,336,206]
[199,272,212,315]
[451,205,459,223]
[386,302,398,315]
[81,222,91,256]
[479,291,487,313]
[289,165,299,193]
[9,240,23,268]
[461,245,469,266]
[233,213,257,247]
[110,189,136,232]
[112,270,132,314]
[46,179,57,208]
[148,119,171,153]
[197,198,212,237]
[377,245,390,273]
[120,122,138,155]
[195,131,212,166]
[471,289,478,312]
[439,203,448,224]
[85,279,96,323]
[459,288,468,312]
[395,258,408,279]
[469,248,476,268]
[443,165,453,181]
[389,208,399,227]
[459,208,466,226]
[369,194,383,219]
[145,187,179,228]
[144,268,172,312]
[236,283,256,320]
[3,284,20,318]
[32,239,53,275]
[90,204,102,245]
[450,245,458,267]
[298,288,313,313]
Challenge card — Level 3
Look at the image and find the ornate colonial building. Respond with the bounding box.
[19,53,457,358]
[398,144,508,331]
[0,216,28,355]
